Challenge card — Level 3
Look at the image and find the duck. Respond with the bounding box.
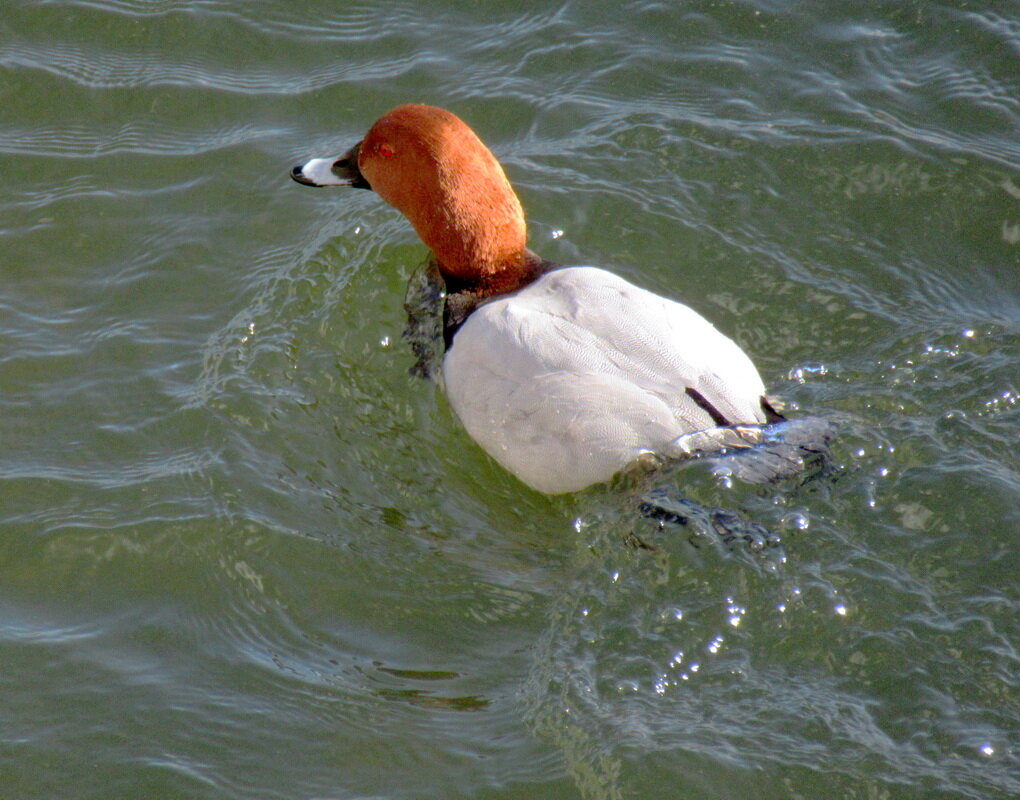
[291,104,786,494]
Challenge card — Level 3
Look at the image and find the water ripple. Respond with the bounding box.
[0,38,423,97]
[0,121,264,157]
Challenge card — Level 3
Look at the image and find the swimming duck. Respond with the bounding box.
[291,104,783,494]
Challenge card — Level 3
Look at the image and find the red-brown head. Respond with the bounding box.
[292,104,529,290]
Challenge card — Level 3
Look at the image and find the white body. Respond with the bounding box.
[442,267,767,493]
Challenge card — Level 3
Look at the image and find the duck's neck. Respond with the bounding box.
[439,248,549,297]
[398,154,535,296]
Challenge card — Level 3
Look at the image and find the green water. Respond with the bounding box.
[1,2,1017,799]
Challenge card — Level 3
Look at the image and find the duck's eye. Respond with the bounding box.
[378,143,394,158]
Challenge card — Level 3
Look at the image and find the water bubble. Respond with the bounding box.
[784,513,809,531]
[789,364,828,383]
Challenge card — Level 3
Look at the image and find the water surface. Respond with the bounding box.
[1,2,1018,799]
